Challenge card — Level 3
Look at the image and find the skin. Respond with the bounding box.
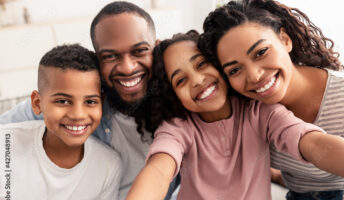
[94,13,155,104]
[217,22,329,185]
[217,22,327,123]
[31,68,102,168]
[164,41,231,122]
[127,40,344,200]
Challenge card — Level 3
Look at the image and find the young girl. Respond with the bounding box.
[126,31,344,200]
[198,0,344,199]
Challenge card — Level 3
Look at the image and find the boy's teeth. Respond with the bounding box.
[255,76,276,93]
[199,84,216,100]
[65,125,86,131]
[119,77,142,87]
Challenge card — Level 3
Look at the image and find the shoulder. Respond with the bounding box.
[326,68,344,78]
[0,120,45,131]
[87,136,121,165]
[156,115,194,134]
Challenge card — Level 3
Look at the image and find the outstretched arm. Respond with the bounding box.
[126,153,176,200]
[300,131,344,177]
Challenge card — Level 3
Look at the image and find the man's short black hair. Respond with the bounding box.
[38,44,99,92]
[90,1,156,50]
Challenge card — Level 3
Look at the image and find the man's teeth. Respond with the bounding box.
[118,77,142,87]
[199,85,216,100]
[256,76,276,93]
[65,125,86,131]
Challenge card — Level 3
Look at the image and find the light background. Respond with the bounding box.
[0,0,343,100]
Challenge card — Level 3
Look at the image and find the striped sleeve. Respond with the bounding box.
[270,69,344,192]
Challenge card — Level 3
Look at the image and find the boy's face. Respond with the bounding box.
[32,68,102,147]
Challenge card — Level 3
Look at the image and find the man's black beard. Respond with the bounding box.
[103,83,147,117]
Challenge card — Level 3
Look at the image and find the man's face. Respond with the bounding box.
[94,13,155,105]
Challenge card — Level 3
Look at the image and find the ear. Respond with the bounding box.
[31,90,42,115]
[155,39,161,46]
[279,27,293,53]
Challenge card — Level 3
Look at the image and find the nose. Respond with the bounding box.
[246,65,264,83]
[117,55,137,75]
[191,72,205,88]
[68,103,87,121]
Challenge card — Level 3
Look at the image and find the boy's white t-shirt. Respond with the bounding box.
[0,120,122,200]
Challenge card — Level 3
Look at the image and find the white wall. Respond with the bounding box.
[278,0,344,62]
[0,0,343,100]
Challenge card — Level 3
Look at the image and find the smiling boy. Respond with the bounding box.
[0,44,122,199]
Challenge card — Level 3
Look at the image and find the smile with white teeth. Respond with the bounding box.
[118,76,142,88]
[198,84,216,100]
[65,125,87,131]
[255,76,276,93]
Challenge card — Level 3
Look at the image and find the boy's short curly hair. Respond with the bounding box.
[39,44,98,71]
[38,44,99,92]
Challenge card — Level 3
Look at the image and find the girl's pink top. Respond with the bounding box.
[147,96,324,200]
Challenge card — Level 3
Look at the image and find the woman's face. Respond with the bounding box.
[163,40,229,120]
[217,22,295,104]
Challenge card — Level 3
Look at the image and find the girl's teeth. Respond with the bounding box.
[119,77,142,87]
[199,85,216,100]
[66,125,86,131]
[256,76,276,93]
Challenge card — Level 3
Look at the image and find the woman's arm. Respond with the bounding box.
[126,153,176,200]
[300,131,344,177]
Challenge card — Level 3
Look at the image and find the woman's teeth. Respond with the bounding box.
[118,76,142,87]
[65,125,87,131]
[199,84,216,100]
[255,76,276,93]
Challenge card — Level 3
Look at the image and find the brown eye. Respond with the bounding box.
[85,99,99,105]
[197,60,208,69]
[101,54,119,63]
[256,48,268,58]
[132,48,149,55]
[228,66,241,76]
[55,99,71,105]
[176,77,186,86]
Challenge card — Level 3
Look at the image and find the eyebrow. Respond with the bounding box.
[246,39,266,55]
[51,93,101,98]
[51,93,72,98]
[222,39,266,69]
[170,53,203,82]
[170,69,181,83]
[98,49,116,55]
[132,41,151,48]
[97,41,151,56]
[85,95,101,99]
[189,53,202,62]
[222,61,238,69]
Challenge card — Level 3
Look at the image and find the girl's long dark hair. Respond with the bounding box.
[134,31,200,136]
[199,0,342,71]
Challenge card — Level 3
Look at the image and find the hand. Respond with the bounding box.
[270,168,286,187]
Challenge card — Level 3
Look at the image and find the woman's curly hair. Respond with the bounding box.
[198,0,342,71]
[134,30,202,135]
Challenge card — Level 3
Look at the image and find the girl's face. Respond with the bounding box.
[164,40,229,121]
[217,22,294,104]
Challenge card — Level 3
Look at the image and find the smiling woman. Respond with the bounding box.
[216,23,294,105]
[199,0,344,199]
